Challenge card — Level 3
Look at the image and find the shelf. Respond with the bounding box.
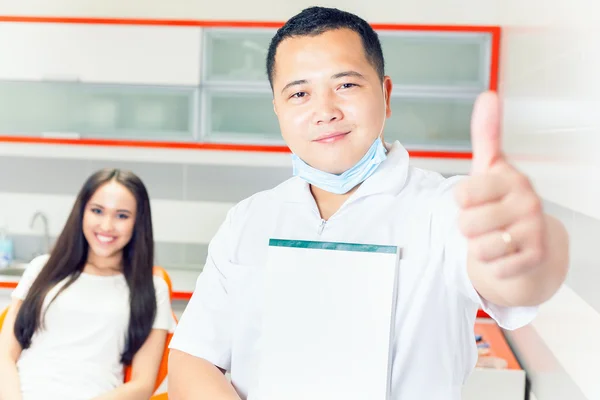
[385,94,475,148]
[203,28,276,84]
[0,81,196,139]
[203,89,282,143]
[0,22,498,152]
[379,31,490,89]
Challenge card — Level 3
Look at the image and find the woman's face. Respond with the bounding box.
[82,181,137,263]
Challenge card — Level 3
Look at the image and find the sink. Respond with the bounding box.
[0,267,26,276]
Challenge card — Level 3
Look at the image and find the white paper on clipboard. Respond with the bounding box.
[251,239,401,400]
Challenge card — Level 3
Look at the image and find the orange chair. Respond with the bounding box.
[124,266,178,394]
[0,266,178,397]
[0,306,7,329]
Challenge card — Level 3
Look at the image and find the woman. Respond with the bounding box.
[0,169,174,400]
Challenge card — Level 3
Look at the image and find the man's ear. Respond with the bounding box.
[384,76,393,118]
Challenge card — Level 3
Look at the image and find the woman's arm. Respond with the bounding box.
[0,299,24,400]
[92,328,167,400]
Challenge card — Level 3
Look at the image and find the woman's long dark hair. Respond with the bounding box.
[14,168,156,365]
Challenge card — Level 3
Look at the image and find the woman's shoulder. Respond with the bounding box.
[31,253,51,266]
[12,254,51,300]
[24,254,51,276]
[152,274,170,297]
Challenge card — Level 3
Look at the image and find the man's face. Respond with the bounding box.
[272,28,393,174]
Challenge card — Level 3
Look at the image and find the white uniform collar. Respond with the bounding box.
[283,140,410,203]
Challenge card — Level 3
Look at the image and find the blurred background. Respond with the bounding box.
[0,0,598,399]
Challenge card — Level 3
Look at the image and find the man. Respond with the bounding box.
[168,6,569,399]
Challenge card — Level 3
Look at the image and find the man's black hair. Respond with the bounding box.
[266,6,385,89]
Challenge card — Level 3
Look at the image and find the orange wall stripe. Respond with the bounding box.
[0,135,292,153]
[0,135,472,159]
[172,291,193,301]
[489,26,501,91]
[0,280,193,300]
[0,281,495,321]
[0,281,195,300]
[0,15,500,33]
[0,15,285,27]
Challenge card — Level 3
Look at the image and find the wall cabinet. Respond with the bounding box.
[199,28,490,149]
[0,23,202,86]
[0,21,496,151]
[203,28,276,84]
[0,81,196,139]
[379,31,490,90]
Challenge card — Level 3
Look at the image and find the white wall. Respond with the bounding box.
[0,0,501,25]
[499,0,600,219]
[498,0,600,399]
[2,1,598,398]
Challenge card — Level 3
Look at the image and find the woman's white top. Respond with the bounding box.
[12,254,175,400]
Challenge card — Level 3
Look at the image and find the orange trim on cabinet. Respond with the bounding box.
[0,15,500,33]
[371,23,499,34]
[489,26,501,91]
[0,15,286,27]
[0,135,472,159]
[0,135,292,153]
[0,16,498,156]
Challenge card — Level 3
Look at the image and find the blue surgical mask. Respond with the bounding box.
[291,137,387,194]
[291,86,389,195]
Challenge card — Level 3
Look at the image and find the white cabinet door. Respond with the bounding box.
[379,31,491,90]
[0,22,202,86]
[203,28,276,84]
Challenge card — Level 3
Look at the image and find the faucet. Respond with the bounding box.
[30,211,51,255]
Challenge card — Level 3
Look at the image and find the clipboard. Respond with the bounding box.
[251,239,401,400]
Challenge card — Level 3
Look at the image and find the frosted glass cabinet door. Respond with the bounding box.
[384,96,475,148]
[204,91,282,142]
[203,29,277,83]
[379,32,490,89]
[0,81,195,139]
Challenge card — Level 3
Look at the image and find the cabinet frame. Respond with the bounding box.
[0,16,501,159]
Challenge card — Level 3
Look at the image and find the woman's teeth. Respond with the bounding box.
[96,234,116,243]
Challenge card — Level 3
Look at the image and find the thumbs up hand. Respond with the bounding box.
[454,91,546,280]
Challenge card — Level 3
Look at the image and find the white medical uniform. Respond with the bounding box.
[169,141,537,399]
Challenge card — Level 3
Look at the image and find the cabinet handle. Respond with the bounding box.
[41,74,81,82]
[41,132,81,139]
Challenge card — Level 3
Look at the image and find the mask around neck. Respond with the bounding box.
[291,137,387,194]
[291,85,389,195]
